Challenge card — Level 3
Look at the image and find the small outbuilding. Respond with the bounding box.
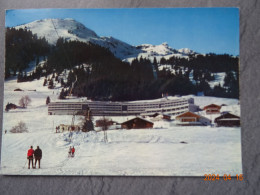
[121,117,154,129]
[150,113,171,121]
[203,104,221,114]
[214,113,240,127]
[58,124,81,132]
[175,111,211,126]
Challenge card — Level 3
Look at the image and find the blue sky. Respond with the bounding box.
[6,8,239,55]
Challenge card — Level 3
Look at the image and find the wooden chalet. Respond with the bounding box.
[203,104,221,114]
[121,117,154,129]
[175,111,211,126]
[214,113,240,127]
[95,120,116,127]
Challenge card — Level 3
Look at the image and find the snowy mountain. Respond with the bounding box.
[178,48,196,55]
[124,42,195,63]
[15,18,197,61]
[15,18,141,60]
[16,18,98,44]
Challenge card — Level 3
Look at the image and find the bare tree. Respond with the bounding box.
[96,117,112,143]
[96,117,111,131]
[19,95,31,108]
[10,121,28,133]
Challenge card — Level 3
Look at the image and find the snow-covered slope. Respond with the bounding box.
[178,48,196,55]
[1,77,242,176]
[15,18,141,60]
[124,42,194,63]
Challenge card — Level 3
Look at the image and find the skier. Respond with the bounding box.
[27,146,34,169]
[71,146,75,157]
[68,146,72,157]
[34,146,42,169]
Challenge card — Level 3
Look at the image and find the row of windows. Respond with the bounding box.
[49,109,188,116]
[49,103,187,109]
[49,104,189,111]
[49,99,189,112]
[48,108,82,111]
[145,106,188,113]
[49,106,82,109]
[51,99,188,107]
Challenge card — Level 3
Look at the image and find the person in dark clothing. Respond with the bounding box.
[34,146,42,168]
[27,146,34,169]
[68,146,72,157]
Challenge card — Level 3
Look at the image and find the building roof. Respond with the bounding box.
[121,117,154,125]
[214,113,240,122]
[203,104,221,110]
[176,111,200,119]
[151,113,171,118]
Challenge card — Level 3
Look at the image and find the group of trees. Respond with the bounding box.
[45,39,197,101]
[159,53,239,98]
[160,53,238,73]
[5,28,50,79]
[6,28,239,100]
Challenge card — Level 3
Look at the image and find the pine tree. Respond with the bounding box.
[60,78,65,87]
[36,56,39,66]
[82,108,94,132]
[48,79,54,89]
[59,88,65,99]
[43,78,47,86]
[46,96,50,105]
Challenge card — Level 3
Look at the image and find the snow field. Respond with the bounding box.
[1,127,242,176]
[1,77,242,176]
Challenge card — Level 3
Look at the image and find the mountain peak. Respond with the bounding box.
[161,42,169,47]
[15,18,98,45]
[178,48,195,55]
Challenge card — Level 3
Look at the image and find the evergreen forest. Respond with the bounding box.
[5,28,240,101]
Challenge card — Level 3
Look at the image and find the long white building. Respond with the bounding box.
[48,96,193,116]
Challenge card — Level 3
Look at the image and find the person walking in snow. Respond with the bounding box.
[34,146,42,169]
[71,146,75,157]
[27,146,34,169]
[68,146,72,157]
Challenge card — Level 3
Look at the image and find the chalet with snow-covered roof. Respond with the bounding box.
[121,117,154,129]
[203,104,221,114]
[214,113,240,127]
[150,113,171,121]
[175,111,211,126]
